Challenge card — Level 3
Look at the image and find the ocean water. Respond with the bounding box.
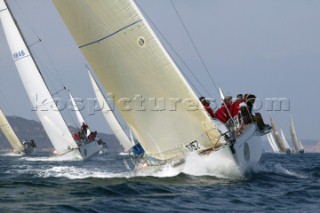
[0,151,319,213]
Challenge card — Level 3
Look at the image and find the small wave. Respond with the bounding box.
[254,163,309,179]
[274,164,309,179]
[10,165,133,179]
[0,152,24,157]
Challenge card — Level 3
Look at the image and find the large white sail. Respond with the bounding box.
[269,114,286,153]
[0,0,79,155]
[87,69,133,151]
[266,133,279,152]
[0,107,24,152]
[289,115,304,152]
[53,0,221,160]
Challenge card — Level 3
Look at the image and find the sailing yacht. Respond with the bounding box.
[68,91,107,154]
[0,107,35,155]
[280,129,292,154]
[289,115,304,154]
[0,0,100,160]
[53,0,270,174]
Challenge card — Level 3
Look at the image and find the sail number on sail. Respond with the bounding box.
[13,50,27,60]
[185,140,200,152]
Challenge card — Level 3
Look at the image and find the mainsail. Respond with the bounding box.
[53,0,221,160]
[0,0,79,155]
[269,114,286,153]
[87,69,133,151]
[289,115,304,153]
[0,107,24,152]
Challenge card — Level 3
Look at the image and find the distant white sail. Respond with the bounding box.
[269,114,286,153]
[87,68,133,151]
[280,129,291,151]
[289,115,304,153]
[266,133,279,152]
[0,107,24,153]
[68,91,90,136]
[0,0,80,156]
[53,0,221,160]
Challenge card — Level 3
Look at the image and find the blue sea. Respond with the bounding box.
[0,151,319,213]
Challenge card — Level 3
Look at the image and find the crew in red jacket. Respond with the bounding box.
[199,96,215,119]
[215,96,232,123]
[230,94,245,117]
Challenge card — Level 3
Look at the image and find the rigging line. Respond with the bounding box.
[27,38,42,48]
[50,86,66,97]
[169,0,220,94]
[134,1,210,97]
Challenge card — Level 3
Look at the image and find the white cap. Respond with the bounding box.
[239,102,247,107]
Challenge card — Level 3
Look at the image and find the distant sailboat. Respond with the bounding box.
[280,129,292,154]
[266,133,280,153]
[0,0,100,160]
[53,0,270,174]
[68,91,107,154]
[0,107,35,155]
[269,114,287,154]
[289,115,304,154]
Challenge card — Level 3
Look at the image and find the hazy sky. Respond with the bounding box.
[0,0,320,141]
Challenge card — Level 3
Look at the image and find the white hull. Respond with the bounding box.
[134,124,263,176]
[51,139,102,160]
[78,140,102,160]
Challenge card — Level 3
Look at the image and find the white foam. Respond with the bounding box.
[182,152,244,179]
[134,152,244,180]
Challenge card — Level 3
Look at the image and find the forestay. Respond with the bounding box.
[53,0,221,160]
[0,0,78,154]
[0,107,24,152]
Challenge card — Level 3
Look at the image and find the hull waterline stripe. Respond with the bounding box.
[79,19,142,49]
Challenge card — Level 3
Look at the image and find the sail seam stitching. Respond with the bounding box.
[0,8,8,13]
[79,19,142,48]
